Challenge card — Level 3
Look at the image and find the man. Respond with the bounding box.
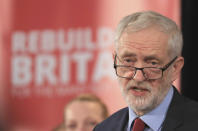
[94,11,198,131]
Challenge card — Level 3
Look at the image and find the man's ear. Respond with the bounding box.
[171,56,184,82]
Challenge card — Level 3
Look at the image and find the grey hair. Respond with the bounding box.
[115,11,183,58]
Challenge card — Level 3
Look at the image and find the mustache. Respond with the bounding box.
[126,80,152,91]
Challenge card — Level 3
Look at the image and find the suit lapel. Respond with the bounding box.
[114,108,129,131]
[162,87,184,131]
[162,115,183,131]
[94,107,129,131]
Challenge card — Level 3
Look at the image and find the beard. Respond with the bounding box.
[120,76,172,115]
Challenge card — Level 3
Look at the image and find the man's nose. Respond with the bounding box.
[133,69,146,82]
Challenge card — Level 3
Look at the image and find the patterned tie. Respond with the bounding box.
[132,118,145,131]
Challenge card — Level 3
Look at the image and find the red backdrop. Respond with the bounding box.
[0,0,180,130]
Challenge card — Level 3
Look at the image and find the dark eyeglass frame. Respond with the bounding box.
[113,54,178,80]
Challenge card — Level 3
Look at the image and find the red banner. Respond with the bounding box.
[0,0,180,130]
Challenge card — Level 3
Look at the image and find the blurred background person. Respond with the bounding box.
[54,94,108,131]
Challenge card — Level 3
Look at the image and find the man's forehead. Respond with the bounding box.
[117,49,136,57]
[117,45,167,61]
[118,41,162,51]
[118,28,169,49]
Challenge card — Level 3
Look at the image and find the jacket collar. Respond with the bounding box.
[114,108,129,131]
[162,87,184,131]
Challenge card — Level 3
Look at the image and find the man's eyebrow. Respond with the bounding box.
[144,56,161,62]
[119,51,136,58]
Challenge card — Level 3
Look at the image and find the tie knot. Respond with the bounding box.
[132,118,145,131]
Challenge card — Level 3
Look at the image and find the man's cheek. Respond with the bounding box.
[118,78,128,87]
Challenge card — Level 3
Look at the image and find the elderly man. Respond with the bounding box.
[94,11,198,131]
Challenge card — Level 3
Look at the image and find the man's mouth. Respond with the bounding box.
[128,86,150,96]
[132,86,148,91]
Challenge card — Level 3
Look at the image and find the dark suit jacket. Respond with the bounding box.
[94,88,198,131]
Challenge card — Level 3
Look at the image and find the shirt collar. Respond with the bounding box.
[128,86,174,131]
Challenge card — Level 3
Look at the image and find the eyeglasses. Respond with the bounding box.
[114,54,178,80]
